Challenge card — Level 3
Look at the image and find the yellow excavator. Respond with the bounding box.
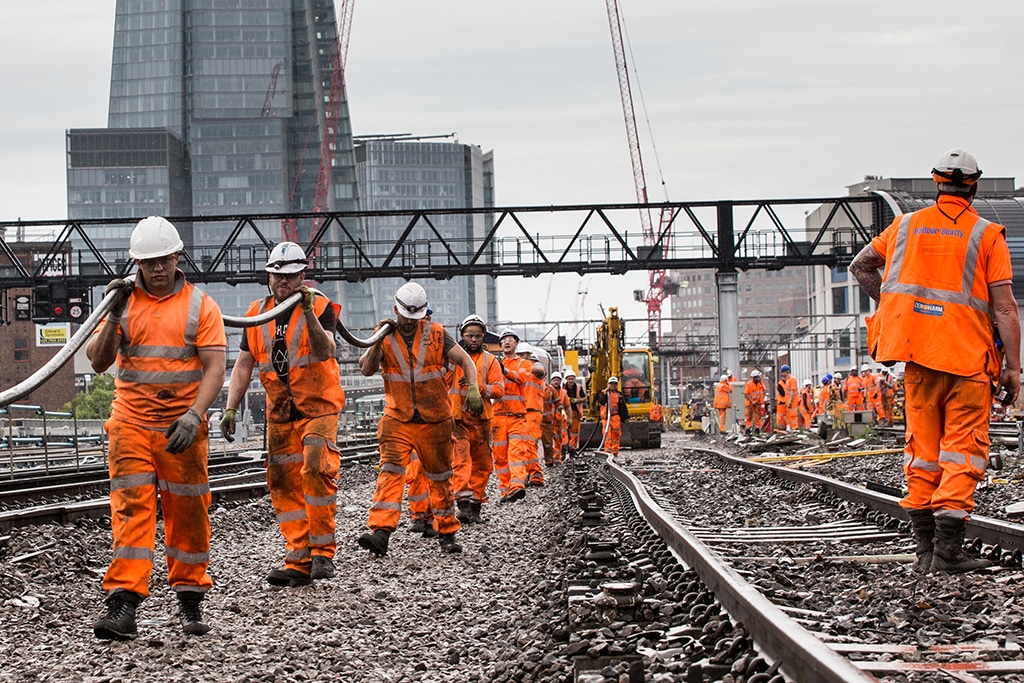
[577,307,662,449]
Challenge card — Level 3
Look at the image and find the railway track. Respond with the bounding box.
[0,435,380,532]
[590,437,1024,681]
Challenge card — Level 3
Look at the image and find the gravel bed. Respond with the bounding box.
[620,432,1024,682]
[0,463,579,683]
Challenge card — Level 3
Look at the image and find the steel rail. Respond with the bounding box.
[603,455,876,683]
[707,445,1024,551]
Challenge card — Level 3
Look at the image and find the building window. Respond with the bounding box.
[14,339,29,362]
[837,330,851,362]
[832,287,848,314]
[831,266,848,283]
[859,287,872,313]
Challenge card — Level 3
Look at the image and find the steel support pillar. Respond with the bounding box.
[717,271,739,378]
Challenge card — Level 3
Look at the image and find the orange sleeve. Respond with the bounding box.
[196,294,227,348]
[983,225,1013,285]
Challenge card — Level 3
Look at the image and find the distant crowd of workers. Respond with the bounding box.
[84,216,629,641]
[712,363,899,435]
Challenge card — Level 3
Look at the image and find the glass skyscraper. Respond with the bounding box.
[66,0,375,329]
[354,139,497,329]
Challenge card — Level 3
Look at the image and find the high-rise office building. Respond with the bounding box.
[66,0,375,330]
[354,138,497,328]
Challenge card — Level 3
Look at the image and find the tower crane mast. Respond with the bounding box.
[605,0,675,341]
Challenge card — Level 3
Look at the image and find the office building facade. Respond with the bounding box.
[66,0,374,329]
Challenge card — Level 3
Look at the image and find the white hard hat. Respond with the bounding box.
[720,375,729,382]
[834,372,843,379]
[564,368,576,378]
[551,372,562,381]
[265,241,308,273]
[394,282,429,319]
[750,370,761,378]
[932,148,982,187]
[860,364,870,372]
[607,376,619,384]
[803,379,812,387]
[129,216,183,260]
[499,327,519,342]
[459,314,487,334]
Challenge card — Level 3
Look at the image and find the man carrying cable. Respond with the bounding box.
[221,242,346,587]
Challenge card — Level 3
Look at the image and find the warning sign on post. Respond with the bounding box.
[36,323,70,347]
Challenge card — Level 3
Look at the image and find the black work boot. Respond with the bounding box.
[456,500,472,524]
[931,516,993,574]
[358,529,391,557]
[907,508,935,574]
[469,502,484,525]
[177,591,210,636]
[310,555,335,580]
[438,533,463,554]
[93,590,141,640]
[266,568,313,587]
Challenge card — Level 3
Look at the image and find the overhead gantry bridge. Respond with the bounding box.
[0,195,887,374]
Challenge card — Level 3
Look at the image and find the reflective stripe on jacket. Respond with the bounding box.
[744,380,765,407]
[495,356,532,416]
[245,295,345,423]
[381,320,450,423]
[448,350,505,420]
[867,197,1011,377]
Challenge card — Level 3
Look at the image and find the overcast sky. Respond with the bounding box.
[1,1,1022,328]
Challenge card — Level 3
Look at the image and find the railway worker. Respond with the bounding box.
[491,329,534,502]
[563,369,586,453]
[798,379,815,429]
[357,282,482,556]
[87,216,225,639]
[850,147,1020,574]
[863,364,882,420]
[597,376,630,454]
[843,366,865,412]
[879,369,896,426]
[449,314,505,525]
[221,242,346,585]
[548,372,570,463]
[830,372,847,426]
[743,370,765,435]
[713,374,733,434]
[404,306,441,537]
[775,365,798,431]
[815,374,833,425]
[521,350,547,486]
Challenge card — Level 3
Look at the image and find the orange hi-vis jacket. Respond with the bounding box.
[109,276,225,427]
[844,375,864,403]
[817,384,831,415]
[744,379,765,407]
[776,375,798,409]
[381,320,450,423]
[524,374,545,413]
[448,349,505,421]
[245,296,346,423]
[713,380,733,409]
[495,356,533,416]
[867,195,1012,378]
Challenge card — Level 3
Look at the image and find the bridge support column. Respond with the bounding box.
[717,271,739,377]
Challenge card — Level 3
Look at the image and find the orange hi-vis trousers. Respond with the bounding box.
[568,408,582,450]
[404,451,433,522]
[524,410,545,485]
[552,413,565,463]
[717,407,728,433]
[103,419,213,598]
[367,415,459,535]
[491,413,530,500]
[600,407,621,455]
[267,414,342,572]
[901,362,991,519]
[451,419,493,504]
[541,417,556,466]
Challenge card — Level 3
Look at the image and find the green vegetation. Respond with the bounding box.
[64,374,115,420]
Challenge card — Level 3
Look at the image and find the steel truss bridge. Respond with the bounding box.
[0,196,884,289]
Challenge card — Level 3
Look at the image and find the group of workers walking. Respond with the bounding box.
[85,216,611,641]
[713,363,899,435]
[78,146,1022,644]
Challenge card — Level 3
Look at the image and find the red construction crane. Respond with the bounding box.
[605,0,676,341]
[283,0,356,245]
